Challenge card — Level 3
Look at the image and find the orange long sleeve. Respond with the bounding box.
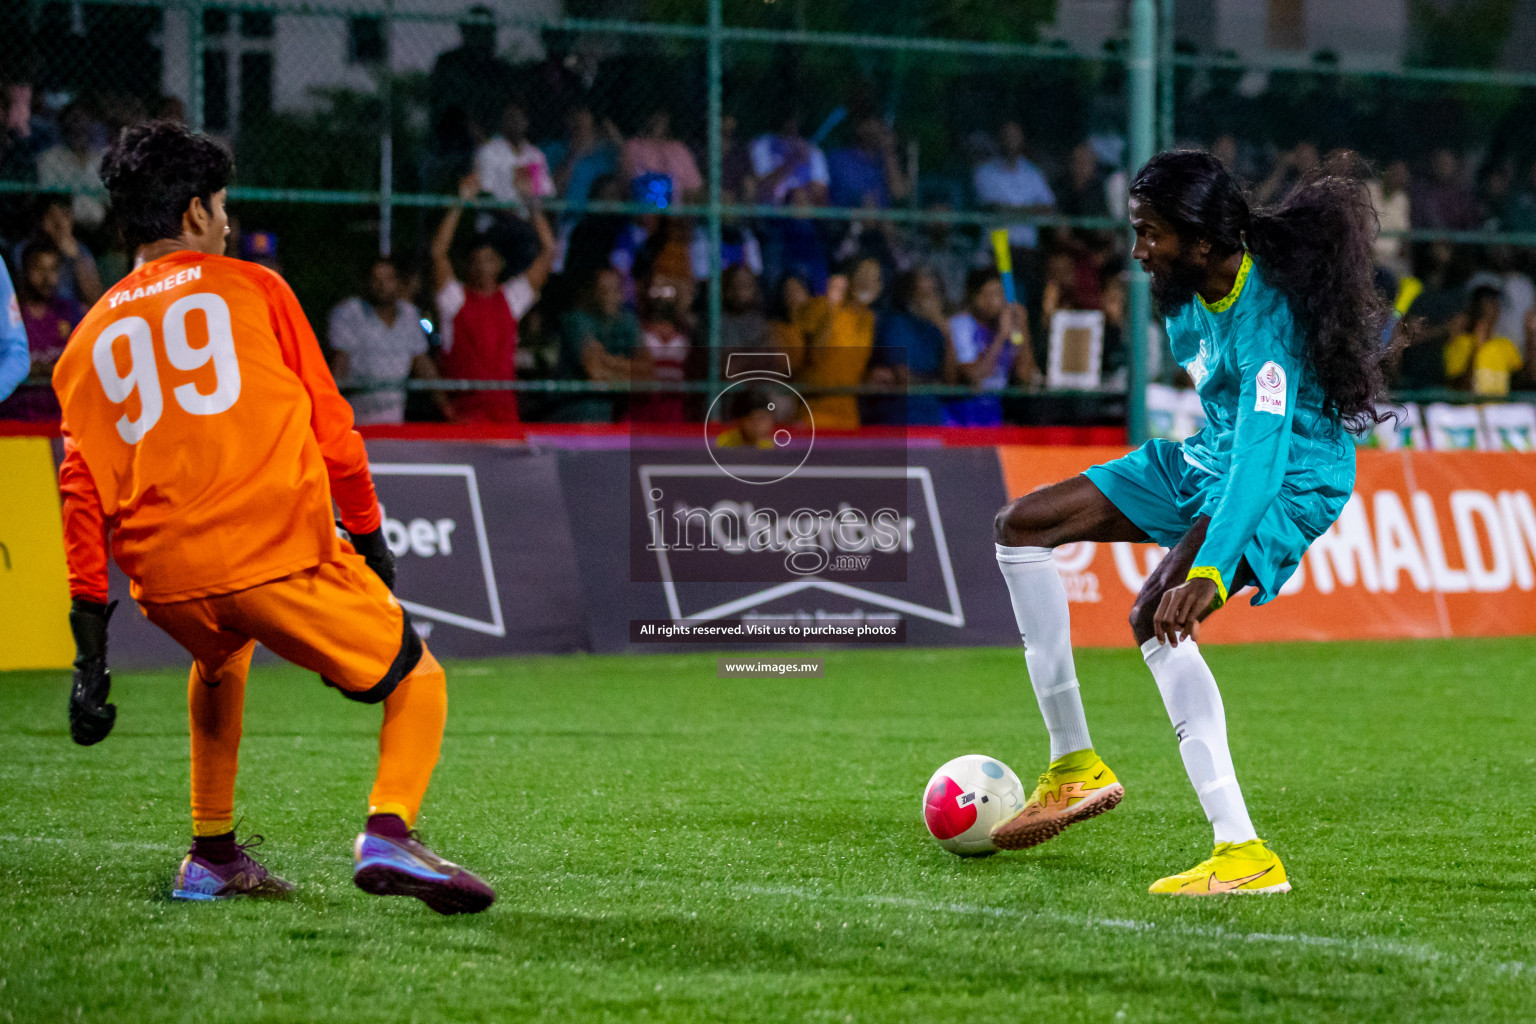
[263,271,381,535]
[58,431,111,604]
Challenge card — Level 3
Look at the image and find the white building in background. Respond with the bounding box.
[1049,0,1410,70]
[155,0,560,132]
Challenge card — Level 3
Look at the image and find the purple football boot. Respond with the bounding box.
[172,835,295,901]
[353,830,495,915]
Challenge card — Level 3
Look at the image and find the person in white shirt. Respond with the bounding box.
[749,110,830,206]
[474,101,555,204]
[1367,159,1411,281]
[36,105,107,229]
[329,258,451,425]
[972,121,1055,250]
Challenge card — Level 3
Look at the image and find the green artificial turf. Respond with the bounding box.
[4,640,1536,1023]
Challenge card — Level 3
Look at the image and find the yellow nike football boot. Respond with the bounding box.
[1148,839,1291,895]
[989,748,1123,850]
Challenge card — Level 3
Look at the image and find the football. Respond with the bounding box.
[922,755,1027,855]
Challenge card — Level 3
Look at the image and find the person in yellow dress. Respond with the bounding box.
[1444,284,1523,398]
[779,257,881,430]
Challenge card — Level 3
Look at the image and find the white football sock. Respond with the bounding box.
[1140,637,1258,845]
[996,544,1093,760]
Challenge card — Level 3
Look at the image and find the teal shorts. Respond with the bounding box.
[1083,439,1327,606]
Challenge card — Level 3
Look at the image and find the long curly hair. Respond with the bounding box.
[1129,150,1393,433]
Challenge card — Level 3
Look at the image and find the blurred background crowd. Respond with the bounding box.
[3,0,1536,428]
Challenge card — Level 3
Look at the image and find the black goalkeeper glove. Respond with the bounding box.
[68,598,118,746]
[347,527,397,591]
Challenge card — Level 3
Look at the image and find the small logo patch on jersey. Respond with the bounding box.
[1186,349,1210,390]
[1255,360,1286,416]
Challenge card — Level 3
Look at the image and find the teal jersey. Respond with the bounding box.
[1165,252,1355,602]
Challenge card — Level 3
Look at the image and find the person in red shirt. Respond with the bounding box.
[430,171,554,422]
[52,120,493,913]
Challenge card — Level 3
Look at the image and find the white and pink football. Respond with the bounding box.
[922,755,1026,855]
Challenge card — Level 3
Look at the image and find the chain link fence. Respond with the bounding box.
[2,0,1536,437]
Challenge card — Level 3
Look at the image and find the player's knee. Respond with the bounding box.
[1128,591,1159,645]
[994,495,1047,547]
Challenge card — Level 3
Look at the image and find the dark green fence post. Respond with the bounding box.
[1158,0,1175,150]
[706,0,723,417]
[188,0,205,131]
[1126,0,1157,445]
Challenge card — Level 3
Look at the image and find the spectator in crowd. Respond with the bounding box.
[542,105,621,213]
[1469,246,1534,363]
[1039,247,1102,326]
[719,113,755,201]
[714,386,776,448]
[720,263,771,352]
[1254,139,1319,206]
[329,257,451,425]
[1445,284,1522,397]
[947,266,1033,426]
[475,101,555,204]
[1477,159,1515,229]
[429,5,516,148]
[430,172,556,423]
[561,173,632,292]
[769,273,812,356]
[1209,134,1239,174]
[873,267,957,426]
[632,273,691,422]
[1,66,49,188]
[694,212,762,279]
[913,201,982,308]
[1413,149,1479,231]
[827,115,909,209]
[1055,140,1110,220]
[558,266,644,422]
[513,27,590,143]
[1502,157,1536,235]
[750,109,830,207]
[17,195,101,304]
[759,182,830,294]
[783,257,882,430]
[1098,266,1129,385]
[1367,159,1411,281]
[36,104,106,229]
[1397,241,1469,388]
[831,197,911,287]
[972,121,1055,262]
[0,238,84,421]
[623,107,703,205]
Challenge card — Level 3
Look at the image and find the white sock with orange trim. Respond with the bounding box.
[996,544,1093,761]
[1140,637,1258,844]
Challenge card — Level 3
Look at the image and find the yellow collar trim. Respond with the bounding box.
[1200,251,1252,313]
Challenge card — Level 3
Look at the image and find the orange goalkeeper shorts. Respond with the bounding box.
[139,552,419,702]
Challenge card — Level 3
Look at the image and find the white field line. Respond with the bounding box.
[557,874,1535,980]
[0,834,180,853]
[2,835,1530,980]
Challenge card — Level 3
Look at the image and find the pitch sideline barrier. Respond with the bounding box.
[999,447,1536,645]
[6,441,1536,669]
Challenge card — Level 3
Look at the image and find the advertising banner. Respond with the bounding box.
[560,446,1019,652]
[997,446,1536,645]
[102,441,588,666]
[0,438,74,670]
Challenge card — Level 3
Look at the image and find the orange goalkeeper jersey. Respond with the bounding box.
[53,250,381,604]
